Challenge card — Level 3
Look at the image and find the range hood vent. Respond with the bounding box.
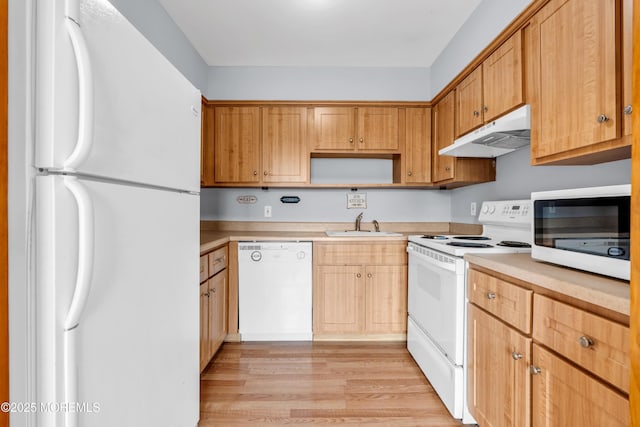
[439,105,531,158]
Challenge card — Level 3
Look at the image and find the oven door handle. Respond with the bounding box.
[407,245,462,273]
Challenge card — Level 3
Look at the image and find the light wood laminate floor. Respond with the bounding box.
[200,341,464,426]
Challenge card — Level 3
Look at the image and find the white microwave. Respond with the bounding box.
[531,184,631,281]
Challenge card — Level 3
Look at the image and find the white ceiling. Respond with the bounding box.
[157,0,482,68]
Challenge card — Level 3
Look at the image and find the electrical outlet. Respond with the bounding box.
[264,205,272,218]
[470,202,477,216]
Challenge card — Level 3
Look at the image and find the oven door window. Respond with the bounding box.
[534,196,630,260]
[407,253,464,366]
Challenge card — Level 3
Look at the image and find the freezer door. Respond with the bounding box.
[35,176,199,426]
[35,0,201,192]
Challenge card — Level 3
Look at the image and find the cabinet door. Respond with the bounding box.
[404,107,432,184]
[468,305,531,427]
[482,31,524,122]
[531,344,629,427]
[214,106,261,183]
[357,107,400,151]
[622,0,633,136]
[262,107,309,183]
[199,281,210,372]
[455,67,483,137]
[313,265,364,334]
[312,107,356,151]
[432,91,456,182]
[201,101,215,187]
[529,0,619,161]
[364,265,407,333]
[209,271,227,356]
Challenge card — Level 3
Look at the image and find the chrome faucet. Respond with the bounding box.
[355,212,363,231]
[372,219,380,232]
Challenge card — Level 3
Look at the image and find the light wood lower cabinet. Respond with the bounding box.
[199,246,228,372]
[531,344,629,427]
[467,266,630,427]
[313,242,407,338]
[468,305,531,427]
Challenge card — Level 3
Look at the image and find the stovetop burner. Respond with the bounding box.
[452,236,490,241]
[496,241,531,248]
[421,235,448,240]
[446,242,494,248]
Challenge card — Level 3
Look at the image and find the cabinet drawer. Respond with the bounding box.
[468,269,532,333]
[314,242,406,265]
[200,255,209,283]
[208,246,228,276]
[533,294,629,393]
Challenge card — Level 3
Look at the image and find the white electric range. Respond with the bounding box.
[406,199,532,424]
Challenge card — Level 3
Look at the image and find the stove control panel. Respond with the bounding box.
[478,200,532,225]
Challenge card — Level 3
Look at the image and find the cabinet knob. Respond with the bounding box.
[511,351,523,361]
[356,273,362,278]
[483,105,488,112]
[349,138,354,144]
[445,166,451,172]
[359,137,364,143]
[530,365,542,375]
[486,292,497,300]
[596,114,610,123]
[367,273,372,278]
[407,171,412,176]
[264,171,268,176]
[578,336,594,348]
[253,171,258,176]
[473,110,480,117]
[211,287,216,293]
[624,105,633,115]
[204,292,210,297]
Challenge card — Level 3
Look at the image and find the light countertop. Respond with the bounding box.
[465,253,630,317]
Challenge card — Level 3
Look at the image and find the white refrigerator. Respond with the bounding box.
[24,0,201,425]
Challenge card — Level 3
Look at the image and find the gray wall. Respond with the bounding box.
[206,66,431,101]
[450,149,632,223]
[201,188,451,223]
[429,0,532,96]
[109,0,208,90]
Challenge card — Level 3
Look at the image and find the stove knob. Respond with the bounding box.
[488,205,496,214]
[481,205,489,214]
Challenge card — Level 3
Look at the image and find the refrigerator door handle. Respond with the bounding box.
[63,176,95,427]
[63,14,94,170]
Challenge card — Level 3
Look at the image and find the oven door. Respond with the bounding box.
[407,243,465,365]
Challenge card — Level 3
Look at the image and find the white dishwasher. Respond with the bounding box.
[238,241,312,341]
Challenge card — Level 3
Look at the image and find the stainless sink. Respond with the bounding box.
[325,230,403,237]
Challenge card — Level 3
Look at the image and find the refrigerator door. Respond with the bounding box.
[35,0,201,192]
[35,175,199,426]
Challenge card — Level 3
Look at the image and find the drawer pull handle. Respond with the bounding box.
[511,352,523,361]
[578,336,594,348]
[356,273,362,278]
[530,365,542,375]
[487,292,497,300]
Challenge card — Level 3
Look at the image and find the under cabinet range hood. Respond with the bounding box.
[439,104,531,158]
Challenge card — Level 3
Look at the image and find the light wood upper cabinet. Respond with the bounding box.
[622,0,633,137]
[482,31,524,123]
[527,0,628,165]
[456,31,524,137]
[468,305,531,427]
[312,107,356,151]
[531,344,629,427]
[200,101,215,187]
[262,107,309,183]
[312,107,400,152]
[456,67,484,137]
[404,107,432,184]
[213,106,261,183]
[433,91,456,182]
